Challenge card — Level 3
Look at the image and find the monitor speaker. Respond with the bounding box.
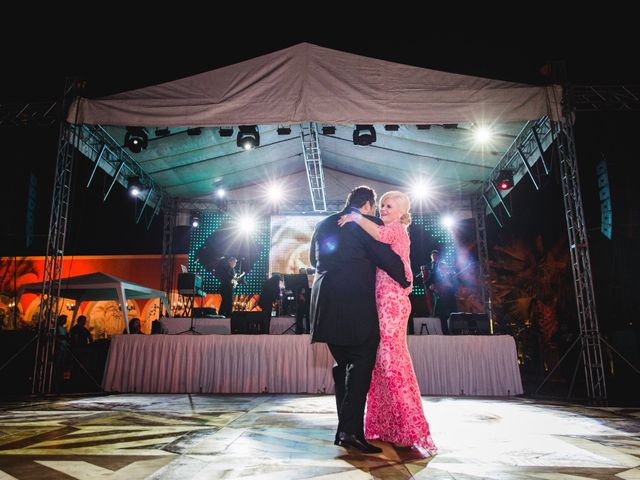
[230,311,264,334]
[447,312,491,335]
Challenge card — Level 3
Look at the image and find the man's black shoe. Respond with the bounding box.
[335,432,382,454]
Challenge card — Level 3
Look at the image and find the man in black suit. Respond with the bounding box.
[422,249,456,333]
[217,256,237,317]
[309,186,409,454]
[257,273,282,334]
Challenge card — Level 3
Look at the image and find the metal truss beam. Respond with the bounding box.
[177,199,344,215]
[300,123,327,211]
[176,195,474,216]
[70,124,164,225]
[482,117,555,218]
[572,85,640,111]
[0,100,58,127]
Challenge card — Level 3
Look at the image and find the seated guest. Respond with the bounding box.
[70,315,93,348]
[123,317,143,334]
[151,319,164,334]
[68,315,94,390]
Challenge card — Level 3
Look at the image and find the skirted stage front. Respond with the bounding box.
[102,334,523,396]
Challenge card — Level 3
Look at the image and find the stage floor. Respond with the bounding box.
[0,395,639,479]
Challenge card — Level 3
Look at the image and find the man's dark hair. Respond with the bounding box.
[431,249,440,255]
[345,185,376,209]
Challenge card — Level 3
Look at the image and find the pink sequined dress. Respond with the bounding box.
[365,221,438,454]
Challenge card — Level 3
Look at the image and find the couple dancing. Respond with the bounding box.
[309,186,437,455]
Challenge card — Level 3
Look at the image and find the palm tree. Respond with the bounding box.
[490,235,574,377]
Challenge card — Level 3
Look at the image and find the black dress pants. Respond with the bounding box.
[327,333,379,439]
[219,284,233,317]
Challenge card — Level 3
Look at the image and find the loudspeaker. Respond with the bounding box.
[172,226,192,253]
[447,312,490,335]
[230,311,264,334]
[178,272,197,289]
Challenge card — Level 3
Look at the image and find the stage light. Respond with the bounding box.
[128,178,142,197]
[496,169,514,190]
[353,125,376,146]
[218,127,234,137]
[443,124,458,129]
[266,183,284,203]
[215,188,226,199]
[187,127,202,136]
[277,126,292,135]
[322,126,336,135]
[416,124,431,130]
[190,212,200,228]
[155,127,170,137]
[237,125,260,150]
[237,214,257,234]
[384,124,399,131]
[124,127,148,153]
[474,125,493,143]
[441,215,455,229]
[410,180,433,200]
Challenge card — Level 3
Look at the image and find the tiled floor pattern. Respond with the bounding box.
[0,394,638,479]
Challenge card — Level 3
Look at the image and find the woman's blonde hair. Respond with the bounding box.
[380,191,411,226]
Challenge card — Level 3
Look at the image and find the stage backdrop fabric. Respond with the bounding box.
[103,334,523,396]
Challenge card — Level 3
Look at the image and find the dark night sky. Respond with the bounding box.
[1,16,638,330]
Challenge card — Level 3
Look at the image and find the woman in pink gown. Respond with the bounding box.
[339,191,437,455]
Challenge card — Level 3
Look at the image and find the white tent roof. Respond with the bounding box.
[66,43,560,207]
[68,43,561,126]
[18,272,170,332]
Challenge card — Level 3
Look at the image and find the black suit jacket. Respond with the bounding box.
[217,264,235,287]
[258,276,281,312]
[309,207,409,345]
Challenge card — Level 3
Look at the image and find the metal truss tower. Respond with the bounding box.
[31,78,78,394]
[554,87,607,403]
[161,198,177,315]
[472,193,493,328]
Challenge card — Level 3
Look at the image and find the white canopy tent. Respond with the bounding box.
[66,43,562,204]
[68,42,561,127]
[18,272,171,333]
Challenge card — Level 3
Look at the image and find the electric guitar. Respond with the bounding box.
[231,272,245,287]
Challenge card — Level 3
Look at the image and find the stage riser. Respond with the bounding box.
[103,335,523,396]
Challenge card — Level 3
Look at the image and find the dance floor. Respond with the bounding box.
[1,394,639,479]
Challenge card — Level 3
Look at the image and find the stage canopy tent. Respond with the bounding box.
[17,272,170,332]
[67,43,561,207]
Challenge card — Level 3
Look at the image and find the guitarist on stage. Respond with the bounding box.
[420,250,457,331]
